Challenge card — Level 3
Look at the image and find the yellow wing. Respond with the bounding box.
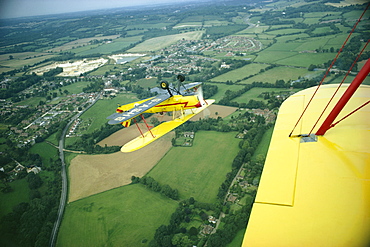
[242,84,370,246]
[121,100,215,152]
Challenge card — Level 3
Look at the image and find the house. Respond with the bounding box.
[201,225,214,235]
[183,132,194,138]
[208,216,217,224]
[27,166,42,174]
[227,194,238,203]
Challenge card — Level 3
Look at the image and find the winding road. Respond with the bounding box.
[49,93,101,247]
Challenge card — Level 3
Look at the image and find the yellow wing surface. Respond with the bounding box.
[121,99,215,152]
[242,84,370,246]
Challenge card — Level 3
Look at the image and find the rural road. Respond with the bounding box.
[49,93,101,247]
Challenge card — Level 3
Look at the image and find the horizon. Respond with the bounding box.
[0,0,204,19]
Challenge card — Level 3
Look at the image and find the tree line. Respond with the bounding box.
[131,176,179,200]
[66,123,122,154]
[148,107,269,246]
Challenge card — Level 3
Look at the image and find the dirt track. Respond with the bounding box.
[68,132,174,202]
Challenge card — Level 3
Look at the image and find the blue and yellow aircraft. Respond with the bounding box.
[107,75,214,152]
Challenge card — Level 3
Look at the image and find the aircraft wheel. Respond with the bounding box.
[177,74,185,82]
[160,80,169,90]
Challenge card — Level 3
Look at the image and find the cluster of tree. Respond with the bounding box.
[131,176,179,200]
[207,195,255,247]
[309,34,370,72]
[82,80,104,93]
[1,107,37,125]
[149,197,220,247]
[217,123,268,201]
[219,84,254,105]
[190,59,251,82]
[205,24,247,40]
[66,123,121,154]
[304,23,341,37]
[1,173,61,247]
[202,83,218,99]
[0,73,42,99]
[0,141,62,246]
[128,84,157,99]
[218,78,323,109]
[43,67,63,77]
[125,67,147,81]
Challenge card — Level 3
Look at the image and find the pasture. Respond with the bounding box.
[78,93,138,134]
[226,229,246,247]
[68,132,174,202]
[252,127,274,162]
[210,63,270,83]
[233,87,298,104]
[46,35,120,53]
[76,36,143,56]
[147,131,240,204]
[206,83,245,102]
[0,179,30,219]
[14,96,44,107]
[51,80,91,95]
[57,184,178,247]
[128,31,204,52]
[0,52,55,73]
[30,142,59,164]
[240,67,320,84]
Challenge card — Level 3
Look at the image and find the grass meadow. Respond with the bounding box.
[30,142,59,164]
[206,83,245,103]
[226,228,246,247]
[79,93,138,134]
[211,63,269,83]
[128,31,204,52]
[76,36,143,56]
[0,179,30,219]
[233,88,299,104]
[57,184,178,247]
[252,127,274,162]
[53,80,92,95]
[0,53,55,73]
[240,67,320,84]
[147,131,240,203]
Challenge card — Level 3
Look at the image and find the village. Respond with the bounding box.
[1,90,100,146]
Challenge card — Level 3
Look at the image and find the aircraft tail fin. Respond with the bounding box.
[121,119,131,128]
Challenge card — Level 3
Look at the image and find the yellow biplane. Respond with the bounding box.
[107,75,214,152]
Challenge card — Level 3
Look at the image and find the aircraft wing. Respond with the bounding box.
[179,82,202,95]
[121,99,215,152]
[107,94,170,125]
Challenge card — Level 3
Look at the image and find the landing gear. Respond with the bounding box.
[160,80,169,90]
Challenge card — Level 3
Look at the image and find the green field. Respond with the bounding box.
[54,80,92,95]
[240,67,321,84]
[147,131,240,203]
[30,142,59,164]
[252,127,274,162]
[226,228,246,247]
[14,96,45,107]
[79,93,138,134]
[211,63,270,83]
[207,83,245,103]
[0,52,56,73]
[76,36,143,56]
[57,184,178,247]
[233,88,298,104]
[0,179,30,219]
[128,31,204,52]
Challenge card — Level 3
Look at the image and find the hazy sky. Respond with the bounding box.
[0,0,200,19]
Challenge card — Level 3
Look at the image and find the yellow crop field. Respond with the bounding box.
[68,131,174,202]
[128,31,204,52]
